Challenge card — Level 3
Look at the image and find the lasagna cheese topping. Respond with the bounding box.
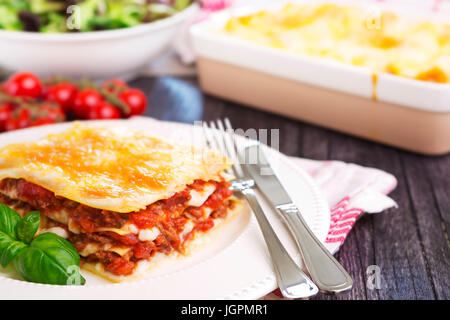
[0,123,231,213]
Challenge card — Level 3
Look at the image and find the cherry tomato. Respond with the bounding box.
[119,89,147,117]
[73,88,104,119]
[101,78,128,94]
[0,103,13,131]
[86,101,120,120]
[4,118,19,131]
[17,108,31,129]
[31,118,57,127]
[44,82,78,113]
[4,72,42,99]
[5,108,31,131]
[38,103,66,122]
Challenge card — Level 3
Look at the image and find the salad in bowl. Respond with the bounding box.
[0,0,192,32]
[0,0,197,79]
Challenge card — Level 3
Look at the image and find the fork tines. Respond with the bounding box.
[202,118,244,179]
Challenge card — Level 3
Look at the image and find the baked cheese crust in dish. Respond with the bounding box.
[0,123,239,281]
[223,3,450,83]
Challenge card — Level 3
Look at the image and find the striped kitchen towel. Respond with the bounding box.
[291,158,397,255]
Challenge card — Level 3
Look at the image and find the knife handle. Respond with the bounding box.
[277,203,353,294]
[241,188,318,299]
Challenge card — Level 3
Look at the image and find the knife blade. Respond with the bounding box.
[244,142,353,294]
[244,142,293,207]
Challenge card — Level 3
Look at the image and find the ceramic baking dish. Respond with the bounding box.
[190,1,450,155]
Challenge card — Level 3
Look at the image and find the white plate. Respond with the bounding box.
[0,118,330,299]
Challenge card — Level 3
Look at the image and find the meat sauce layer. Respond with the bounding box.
[0,178,234,276]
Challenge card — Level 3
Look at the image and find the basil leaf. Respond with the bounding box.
[0,203,26,267]
[16,211,40,244]
[14,232,85,285]
[0,203,21,238]
[0,203,85,285]
[0,231,27,268]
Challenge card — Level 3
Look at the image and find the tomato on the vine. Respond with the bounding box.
[44,82,78,113]
[86,101,120,120]
[102,78,128,94]
[31,118,57,127]
[4,118,18,131]
[16,108,32,129]
[0,74,152,130]
[118,89,147,117]
[5,108,31,131]
[37,103,66,122]
[3,72,42,99]
[73,88,104,119]
[0,103,13,131]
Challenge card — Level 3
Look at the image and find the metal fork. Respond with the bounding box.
[202,119,319,299]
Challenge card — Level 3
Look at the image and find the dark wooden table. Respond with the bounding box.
[131,75,449,300]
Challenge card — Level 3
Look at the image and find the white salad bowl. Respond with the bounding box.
[0,3,198,80]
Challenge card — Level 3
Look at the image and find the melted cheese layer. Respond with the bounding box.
[0,123,231,213]
[223,3,450,83]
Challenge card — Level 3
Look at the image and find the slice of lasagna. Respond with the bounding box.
[0,123,238,282]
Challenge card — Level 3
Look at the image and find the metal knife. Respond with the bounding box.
[244,142,353,294]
